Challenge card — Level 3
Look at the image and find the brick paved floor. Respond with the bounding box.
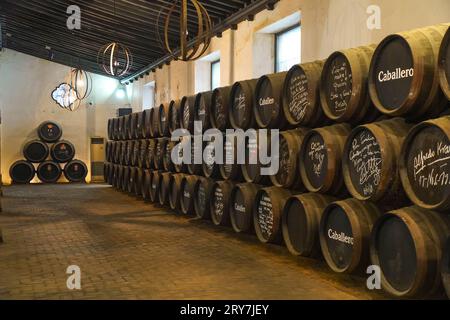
[0,184,385,300]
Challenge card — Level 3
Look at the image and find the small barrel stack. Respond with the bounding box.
[10,121,87,184]
[104,24,450,299]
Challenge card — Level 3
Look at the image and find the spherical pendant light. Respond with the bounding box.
[70,68,92,100]
[97,42,133,77]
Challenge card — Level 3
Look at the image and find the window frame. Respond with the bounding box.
[210,59,220,90]
[274,24,301,73]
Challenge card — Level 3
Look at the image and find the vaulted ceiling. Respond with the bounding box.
[0,0,276,80]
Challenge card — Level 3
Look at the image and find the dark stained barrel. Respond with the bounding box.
[194,91,212,131]
[319,198,382,274]
[219,134,242,181]
[369,24,450,120]
[107,119,114,141]
[23,140,49,163]
[320,45,379,124]
[134,168,144,197]
[282,61,330,127]
[270,129,308,189]
[51,140,75,163]
[126,140,135,166]
[142,108,153,138]
[230,80,257,130]
[210,180,235,226]
[151,107,160,138]
[137,140,148,168]
[442,238,450,299]
[254,72,289,129]
[105,141,111,163]
[168,173,187,212]
[300,123,352,196]
[10,160,35,184]
[254,187,292,244]
[146,139,156,169]
[172,136,190,174]
[154,138,169,170]
[142,170,152,201]
[112,118,120,140]
[168,100,181,134]
[193,177,215,219]
[122,166,130,192]
[187,136,203,175]
[400,116,450,211]
[343,118,412,205]
[149,170,162,203]
[202,137,221,178]
[38,121,62,143]
[230,183,262,233]
[438,27,450,100]
[159,172,172,206]
[210,86,231,131]
[64,160,88,183]
[127,167,137,194]
[180,95,196,133]
[37,161,62,183]
[115,165,124,189]
[241,130,274,185]
[163,140,176,172]
[124,114,133,140]
[158,103,170,137]
[282,193,337,257]
[130,112,140,139]
[371,206,450,298]
[180,175,199,215]
[118,116,125,140]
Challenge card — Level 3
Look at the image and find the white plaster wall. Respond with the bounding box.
[0,49,130,184]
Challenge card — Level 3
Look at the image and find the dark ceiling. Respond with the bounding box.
[0,0,275,80]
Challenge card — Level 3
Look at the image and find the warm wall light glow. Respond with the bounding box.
[116,87,126,99]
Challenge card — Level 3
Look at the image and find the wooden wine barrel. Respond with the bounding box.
[180,95,196,133]
[126,140,136,166]
[116,141,126,165]
[145,139,156,169]
[127,167,137,194]
[23,140,49,163]
[371,206,450,298]
[219,134,242,181]
[438,27,450,100]
[159,172,172,206]
[210,180,235,226]
[369,24,450,120]
[241,130,274,185]
[210,86,231,131]
[137,139,148,168]
[282,193,336,257]
[112,118,120,140]
[270,129,308,189]
[399,116,450,211]
[194,91,212,131]
[149,170,162,203]
[442,237,450,299]
[300,123,352,196]
[254,186,292,244]
[179,175,199,215]
[154,138,168,170]
[103,162,110,184]
[38,121,62,143]
[158,103,170,137]
[64,160,88,183]
[122,166,130,192]
[343,118,412,205]
[124,114,133,140]
[10,160,35,184]
[168,100,181,134]
[142,170,152,201]
[202,137,221,178]
[230,80,257,130]
[142,108,153,138]
[115,165,124,190]
[319,198,381,274]
[230,183,262,233]
[37,161,62,183]
[112,164,119,188]
[187,136,203,175]
[151,107,160,138]
[193,177,215,219]
[51,140,75,163]
[163,140,176,172]
[168,173,187,211]
[254,72,289,129]
[130,112,140,139]
[107,119,114,141]
[134,168,144,197]
[118,116,125,140]
[132,140,141,167]
[320,45,380,124]
[282,60,329,127]
[105,141,111,163]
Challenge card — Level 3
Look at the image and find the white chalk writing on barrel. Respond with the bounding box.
[258,195,273,239]
[329,61,352,113]
[289,73,309,122]
[413,141,450,188]
[308,142,325,177]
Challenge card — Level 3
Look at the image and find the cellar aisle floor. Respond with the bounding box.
[0,184,385,300]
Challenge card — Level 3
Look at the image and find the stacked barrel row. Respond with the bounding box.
[9,121,88,184]
[105,24,450,299]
